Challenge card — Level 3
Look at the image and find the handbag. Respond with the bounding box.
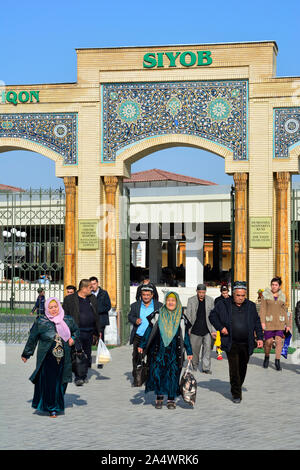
[71,343,89,378]
[135,353,149,386]
[96,339,112,365]
[180,360,197,407]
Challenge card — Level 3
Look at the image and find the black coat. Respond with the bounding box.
[22,315,80,384]
[128,299,162,344]
[209,297,263,355]
[94,288,111,328]
[62,293,101,335]
[140,311,193,369]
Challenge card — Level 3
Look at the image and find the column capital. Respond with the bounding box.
[64,176,76,194]
[276,172,290,191]
[233,172,248,191]
[104,176,118,193]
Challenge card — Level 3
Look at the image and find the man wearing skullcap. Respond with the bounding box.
[185,283,216,374]
[128,284,162,386]
[209,281,264,403]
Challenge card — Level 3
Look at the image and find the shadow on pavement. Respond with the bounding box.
[197,378,232,401]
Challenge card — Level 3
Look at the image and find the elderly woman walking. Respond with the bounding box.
[259,277,292,371]
[21,297,79,417]
[138,291,193,409]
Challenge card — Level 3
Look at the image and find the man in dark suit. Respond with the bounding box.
[209,281,264,403]
[128,284,162,386]
[63,279,101,385]
[89,276,111,369]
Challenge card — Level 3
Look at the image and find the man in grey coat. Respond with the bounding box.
[185,284,217,373]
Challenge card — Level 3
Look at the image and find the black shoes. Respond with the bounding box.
[263,356,269,368]
[263,356,282,370]
[75,379,84,386]
[232,397,241,404]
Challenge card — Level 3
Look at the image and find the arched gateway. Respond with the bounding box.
[1,41,300,329]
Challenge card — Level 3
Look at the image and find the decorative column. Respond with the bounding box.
[64,176,76,291]
[104,176,118,309]
[233,173,248,283]
[275,172,290,305]
[185,222,204,287]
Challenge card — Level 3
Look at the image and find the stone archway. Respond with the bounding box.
[0,111,78,292]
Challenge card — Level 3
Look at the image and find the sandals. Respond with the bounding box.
[155,399,163,409]
[167,400,176,410]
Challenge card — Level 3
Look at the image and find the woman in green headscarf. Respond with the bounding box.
[138,291,193,409]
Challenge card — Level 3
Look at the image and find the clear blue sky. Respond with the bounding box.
[1,0,300,189]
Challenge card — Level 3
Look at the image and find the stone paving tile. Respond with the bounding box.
[1,343,300,450]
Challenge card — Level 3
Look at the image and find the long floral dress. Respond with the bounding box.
[140,323,192,398]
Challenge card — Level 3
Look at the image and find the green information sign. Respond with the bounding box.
[249,217,272,248]
[78,219,99,250]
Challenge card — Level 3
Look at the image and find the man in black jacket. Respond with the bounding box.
[209,281,263,403]
[128,284,162,386]
[63,279,101,385]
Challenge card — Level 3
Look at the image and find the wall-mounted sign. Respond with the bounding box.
[1,90,40,105]
[143,50,212,69]
[249,217,272,248]
[78,219,99,250]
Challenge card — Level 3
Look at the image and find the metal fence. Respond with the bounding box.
[0,188,65,342]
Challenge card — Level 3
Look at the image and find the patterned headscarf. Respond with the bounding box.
[158,291,182,348]
[45,297,71,342]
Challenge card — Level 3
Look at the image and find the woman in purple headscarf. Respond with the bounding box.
[22,298,80,418]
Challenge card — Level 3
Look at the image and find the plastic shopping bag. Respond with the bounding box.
[96,339,112,365]
[180,360,197,407]
[281,331,292,359]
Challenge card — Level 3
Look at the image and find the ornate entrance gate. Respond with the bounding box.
[0,188,65,342]
[1,41,300,336]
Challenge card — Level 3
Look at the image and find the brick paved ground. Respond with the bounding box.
[1,343,300,451]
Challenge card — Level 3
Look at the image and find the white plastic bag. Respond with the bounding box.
[96,339,112,365]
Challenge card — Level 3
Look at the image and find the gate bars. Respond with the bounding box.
[0,188,65,342]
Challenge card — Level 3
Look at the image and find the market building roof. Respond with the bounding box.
[0,184,24,193]
[123,169,216,187]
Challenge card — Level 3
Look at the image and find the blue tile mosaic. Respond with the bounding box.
[274,108,300,158]
[101,80,248,161]
[0,113,77,164]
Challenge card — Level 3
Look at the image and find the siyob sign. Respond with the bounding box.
[143,50,212,68]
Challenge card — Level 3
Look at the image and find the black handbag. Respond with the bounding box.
[135,353,149,386]
[71,344,89,378]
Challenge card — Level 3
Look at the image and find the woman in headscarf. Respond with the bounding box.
[138,291,193,409]
[21,297,80,417]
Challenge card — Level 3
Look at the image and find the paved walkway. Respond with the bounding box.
[1,343,300,450]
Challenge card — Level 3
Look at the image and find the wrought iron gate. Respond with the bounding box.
[0,188,65,342]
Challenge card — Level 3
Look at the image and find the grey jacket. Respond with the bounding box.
[185,294,216,335]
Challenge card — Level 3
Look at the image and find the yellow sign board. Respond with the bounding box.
[78,219,99,250]
[249,217,272,248]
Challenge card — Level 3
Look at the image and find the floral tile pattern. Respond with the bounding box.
[0,113,77,164]
[274,108,300,158]
[102,80,248,161]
